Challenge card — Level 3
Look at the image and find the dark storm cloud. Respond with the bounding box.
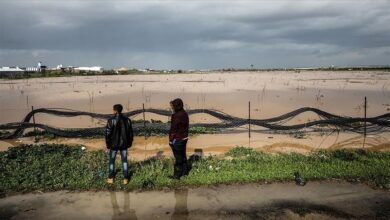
[0,0,389,68]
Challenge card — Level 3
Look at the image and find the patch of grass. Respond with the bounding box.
[291,206,312,216]
[189,126,217,134]
[225,146,257,157]
[136,125,219,137]
[0,130,11,137]
[350,121,365,127]
[0,145,389,196]
[24,130,56,140]
[20,125,219,140]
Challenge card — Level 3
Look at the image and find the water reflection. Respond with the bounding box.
[110,192,137,220]
[171,189,189,220]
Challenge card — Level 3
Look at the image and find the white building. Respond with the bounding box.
[0,67,24,77]
[74,66,104,73]
[25,67,40,72]
[25,62,47,72]
[49,64,65,71]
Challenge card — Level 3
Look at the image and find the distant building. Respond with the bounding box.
[25,62,47,72]
[114,67,129,74]
[25,66,39,72]
[74,66,104,73]
[48,64,67,72]
[0,67,24,78]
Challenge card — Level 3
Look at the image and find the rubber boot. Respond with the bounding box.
[182,162,190,176]
[169,165,182,180]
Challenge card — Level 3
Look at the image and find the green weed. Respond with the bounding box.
[0,144,389,196]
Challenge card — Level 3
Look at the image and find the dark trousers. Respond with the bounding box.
[170,140,188,177]
[108,149,128,179]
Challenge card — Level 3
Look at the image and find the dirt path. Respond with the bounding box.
[1,182,389,219]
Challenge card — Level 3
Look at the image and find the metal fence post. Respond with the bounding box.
[363,97,367,148]
[364,97,367,135]
[143,103,146,140]
[248,101,251,139]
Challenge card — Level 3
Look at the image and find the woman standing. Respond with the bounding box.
[169,98,189,180]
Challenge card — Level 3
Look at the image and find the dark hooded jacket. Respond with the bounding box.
[169,99,189,142]
[105,114,133,150]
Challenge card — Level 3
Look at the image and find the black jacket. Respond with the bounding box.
[105,114,133,150]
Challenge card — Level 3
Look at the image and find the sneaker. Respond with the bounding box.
[107,178,114,184]
[123,179,129,185]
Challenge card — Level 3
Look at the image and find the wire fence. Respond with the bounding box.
[1,99,390,140]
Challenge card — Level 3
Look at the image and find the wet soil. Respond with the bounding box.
[1,71,390,158]
[0,181,389,220]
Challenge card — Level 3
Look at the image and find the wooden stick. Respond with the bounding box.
[32,106,38,142]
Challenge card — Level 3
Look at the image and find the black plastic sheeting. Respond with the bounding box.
[0,107,389,139]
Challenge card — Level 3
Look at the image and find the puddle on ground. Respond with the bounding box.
[0,182,389,219]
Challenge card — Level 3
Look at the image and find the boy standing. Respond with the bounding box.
[105,104,133,184]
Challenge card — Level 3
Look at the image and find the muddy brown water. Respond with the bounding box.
[1,71,390,124]
[1,71,390,155]
[0,182,389,220]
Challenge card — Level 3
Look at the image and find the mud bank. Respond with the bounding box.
[0,182,389,220]
[1,131,389,161]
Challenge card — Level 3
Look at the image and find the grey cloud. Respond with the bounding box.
[0,0,389,68]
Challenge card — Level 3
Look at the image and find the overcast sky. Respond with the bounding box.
[1,0,389,69]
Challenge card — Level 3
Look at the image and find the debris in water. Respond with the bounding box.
[294,171,306,186]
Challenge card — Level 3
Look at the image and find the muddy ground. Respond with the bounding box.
[1,71,390,157]
[2,71,390,124]
[0,181,389,220]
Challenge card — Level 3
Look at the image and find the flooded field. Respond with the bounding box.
[0,182,388,219]
[1,71,390,156]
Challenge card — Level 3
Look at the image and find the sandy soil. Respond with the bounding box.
[1,71,390,155]
[0,182,388,219]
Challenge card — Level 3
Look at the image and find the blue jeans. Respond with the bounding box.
[108,149,128,179]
